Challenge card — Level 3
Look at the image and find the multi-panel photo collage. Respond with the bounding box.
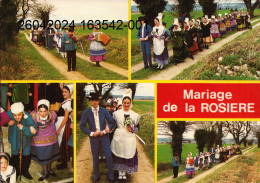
[0,0,259,182]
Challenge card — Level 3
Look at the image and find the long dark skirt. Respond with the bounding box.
[113,150,138,174]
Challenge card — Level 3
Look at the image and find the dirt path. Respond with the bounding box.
[76,137,154,183]
[76,137,92,183]
[132,141,155,183]
[76,52,129,78]
[131,18,260,78]
[158,146,255,183]
[24,33,89,80]
[185,146,256,183]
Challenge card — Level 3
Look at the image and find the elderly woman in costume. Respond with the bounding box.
[198,152,204,170]
[88,25,107,67]
[195,19,203,51]
[111,89,140,181]
[201,16,213,49]
[186,18,199,56]
[169,18,190,64]
[185,152,195,178]
[215,145,221,163]
[30,99,60,181]
[218,14,227,38]
[55,85,73,169]
[7,102,38,180]
[150,13,169,70]
[0,153,16,183]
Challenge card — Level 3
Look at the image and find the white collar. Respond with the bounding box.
[91,106,99,111]
[142,23,146,27]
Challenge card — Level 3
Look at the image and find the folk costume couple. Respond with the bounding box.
[80,89,140,182]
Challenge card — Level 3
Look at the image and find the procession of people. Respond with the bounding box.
[80,88,141,182]
[0,83,73,182]
[171,144,242,179]
[137,9,252,69]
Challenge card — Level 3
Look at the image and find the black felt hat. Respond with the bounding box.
[88,93,100,101]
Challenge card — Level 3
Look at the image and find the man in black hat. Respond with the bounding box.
[137,16,152,69]
[80,93,115,182]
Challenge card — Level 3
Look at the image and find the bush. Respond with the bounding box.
[157,162,172,172]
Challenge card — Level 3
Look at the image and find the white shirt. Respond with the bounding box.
[90,106,106,136]
[141,23,146,38]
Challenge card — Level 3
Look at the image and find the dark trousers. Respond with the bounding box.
[10,154,31,177]
[90,135,114,181]
[141,41,152,68]
[173,166,179,178]
[67,50,76,71]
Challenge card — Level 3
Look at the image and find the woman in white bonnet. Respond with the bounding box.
[55,85,73,169]
[111,88,140,180]
[30,99,60,181]
[7,102,38,180]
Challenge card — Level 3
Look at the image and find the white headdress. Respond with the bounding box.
[37,99,50,110]
[184,17,189,25]
[173,18,179,26]
[65,84,74,99]
[10,102,28,119]
[218,14,222,17]
[156,13,163,25]
[211,15,215,19]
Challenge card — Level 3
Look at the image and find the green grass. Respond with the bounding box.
[75,24,128,69]
[173,25,260,80]
[0,33,66,80]
[48,49,127,80]
[131,100,155,164]
[131,9,260,68]
[197,147,259,183]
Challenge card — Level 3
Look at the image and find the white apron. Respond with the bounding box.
[111,109,140,159]
[152,25,165,55]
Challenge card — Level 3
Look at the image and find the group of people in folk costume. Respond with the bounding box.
[0,83,73,182]
[80,89,141,182]
[137,9,252,70]
[171,144,242,179]
[30,23,108,71]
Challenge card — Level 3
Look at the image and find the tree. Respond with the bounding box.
[176,0,195,18]
[194,129,208,153]
[215,122,224,147]
[89,83,116,104]
[133,0,167,26]
[252,124,260,148]
[120,83,138,100]
[31,2,55,24]
[206,129,217,151]
[169,121,186,164]
[242,0,260,17]
[0,0,18,50]
[198,0,217,17]
[224,121,252,145]
[15,0,35,20]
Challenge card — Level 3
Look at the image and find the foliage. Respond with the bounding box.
[176,0,196,18]
[31,2,55,23]
[206,129,217,151]
[194,129,208,153]
[133,0,167,26]
[198,0,217,17]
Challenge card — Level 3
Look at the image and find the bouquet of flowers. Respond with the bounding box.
[123,117,134,128]
[151,31,159,38]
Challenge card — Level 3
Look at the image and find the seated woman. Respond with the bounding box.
[0,152,16,183]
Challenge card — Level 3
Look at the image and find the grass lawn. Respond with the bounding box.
[75,23,128,69]
[173,25,260,80]
[48,49,127,80]
[0,33,66,80]
[131,9,260,68]
[197,147,259,183]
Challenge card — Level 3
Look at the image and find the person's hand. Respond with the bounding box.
[127,125,133,132]
[8,120,15,126]
[66,40,70,44]
[70,123,73,129]
[93,131,100,137]
[145,36,149,40]
[17,124,23,130]
[30,126,37,134]
[29,93,32,96]
[93,37,97,40]
[184,41,187,45]
[7,92,12,96]
[105,125,110,133]
[57,129,61,135]
[100,131,104,136]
